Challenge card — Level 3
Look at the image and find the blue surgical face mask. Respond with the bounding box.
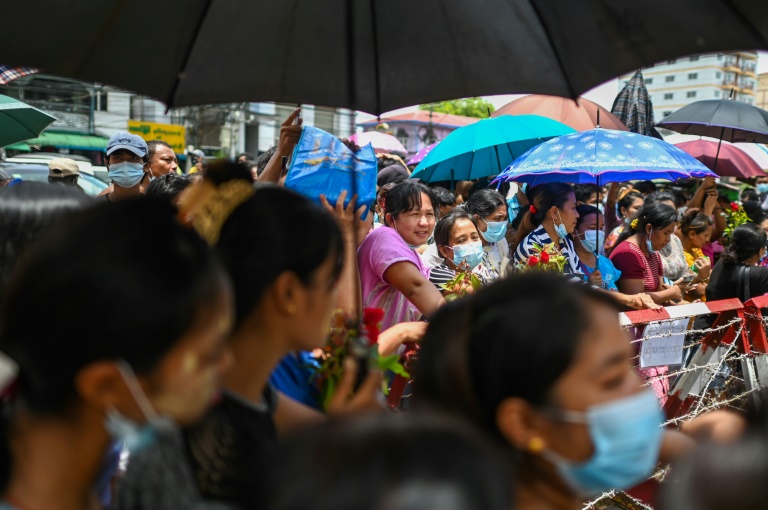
[104,361,176,454]
[554,211,569,240]
[580,230,605,255]
[758,184,768,194]
[451,241,484,270]
[646,226,655,254]
[541,389,664,497]
[480,218,507,243]
[109,161,146,188]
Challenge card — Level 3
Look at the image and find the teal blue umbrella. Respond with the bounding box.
[0,94,57,148]
[410,114,576,183]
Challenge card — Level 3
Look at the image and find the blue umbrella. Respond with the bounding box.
[496,128,715,187]
[410,114,576,183]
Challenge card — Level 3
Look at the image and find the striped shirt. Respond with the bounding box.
[513,225,584,282]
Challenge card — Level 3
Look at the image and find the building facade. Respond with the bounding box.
[633,51,759,120]
[757,72,768,111]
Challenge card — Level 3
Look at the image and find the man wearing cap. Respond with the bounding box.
[188,149,205,174]
[99,132,150,201]
[48,157,82,191]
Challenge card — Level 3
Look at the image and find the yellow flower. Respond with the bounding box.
[631,218,639,229]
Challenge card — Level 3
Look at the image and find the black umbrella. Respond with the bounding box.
[657,98,768,143]
[657,97,768,172]
[2,1,768,114]
[611,71,656,137]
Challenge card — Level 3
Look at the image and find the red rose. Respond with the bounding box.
[365,324,379,346]
[540,251,550,264]
[528,255,540,266]
[731,202,739,212]
[362,308,385,326]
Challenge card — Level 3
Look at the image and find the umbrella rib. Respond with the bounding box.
[163,0,215,108]
[527,0,577,98]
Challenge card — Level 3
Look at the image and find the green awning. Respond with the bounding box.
[4,142,30,152]
[24,131,109,151]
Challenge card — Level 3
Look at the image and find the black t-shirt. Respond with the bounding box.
[706,261,768,302]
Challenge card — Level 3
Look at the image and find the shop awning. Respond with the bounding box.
[4,142,30,152]
[24,131,109,151]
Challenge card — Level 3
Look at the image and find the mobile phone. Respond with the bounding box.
[681,274,696,284]
[348,332,370,391]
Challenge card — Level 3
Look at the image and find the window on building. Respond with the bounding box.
[690,56,700,61]
[664,111,672,117]
[97,91,108,112]
[396,128,409,150]
[645,77,653,84]
[717,54,723,60]
[716,72,722,79]
[688,73,698,80]
[666,75,675,82]
[714,90,721,98]
[666,59,676,64]
[687,91,697,98]
[664,93,674,100]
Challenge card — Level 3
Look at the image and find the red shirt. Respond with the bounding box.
[609,241,663,292]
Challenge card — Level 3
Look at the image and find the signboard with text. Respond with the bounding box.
[640,318,688,368]
[127,120,186,154]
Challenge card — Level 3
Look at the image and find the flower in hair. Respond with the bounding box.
[631,218,639,229]
[529,205,538,214]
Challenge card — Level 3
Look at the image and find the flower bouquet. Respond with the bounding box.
[441,262,482,301]
[722,201,749,246]
[314,308,409,411]
[514,243,567,273]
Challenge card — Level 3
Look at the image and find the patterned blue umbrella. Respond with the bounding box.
[495,128,715,187]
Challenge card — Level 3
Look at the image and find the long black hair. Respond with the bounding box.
[433,210,479,249]
[615,201,678,247]
[0,182,92,298]
[617,190,644,219]
[209,161,344,326]
[0,199,224,492]
[514,183,574,246]
[384,181,438,219]
[466,188,506,219]
[414,273,619,445]
[720,223,767,266]
[680,208,713,237]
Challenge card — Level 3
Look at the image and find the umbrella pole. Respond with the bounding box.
[595,176,600,257]
[450,168,454,192]
[713,125,726,174]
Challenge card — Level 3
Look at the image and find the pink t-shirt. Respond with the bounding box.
[357,226,430,330]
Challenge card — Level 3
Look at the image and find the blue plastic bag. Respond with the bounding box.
[285,126,377,219]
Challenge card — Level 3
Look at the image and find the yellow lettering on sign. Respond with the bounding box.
[127,120,186,154]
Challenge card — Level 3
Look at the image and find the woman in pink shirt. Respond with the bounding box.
[358,182,446,330]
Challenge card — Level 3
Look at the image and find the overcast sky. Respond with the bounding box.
[358,51,768,123]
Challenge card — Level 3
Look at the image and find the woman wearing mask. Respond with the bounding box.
[704,223,768,303]
[572,204,622,291]
[429,210,497,295]
[604,190,644,255]
[644,192,689,283]
[415,273,690,510]
[0,200,233,510]
[679,209,713,301]
[358,181,446,330]
[466,189,510,277]
[119,164,382,509]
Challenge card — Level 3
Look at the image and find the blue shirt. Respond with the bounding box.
[269,352,322,410]
[580,254,622,291]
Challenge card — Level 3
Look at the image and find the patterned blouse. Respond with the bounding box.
[514,225,584,282]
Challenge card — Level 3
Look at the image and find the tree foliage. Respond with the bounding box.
[419,97,495,118]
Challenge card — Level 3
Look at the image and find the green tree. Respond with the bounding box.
[418,97,495,118]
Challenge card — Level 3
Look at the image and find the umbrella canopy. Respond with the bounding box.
[675,139,764,178]
[349,131,406,156]
[3,2,768,113]
[491,95,626,132]
[410,115,576,183]
[496,129,715,187]
[612,70,656,137]
[0,94,56,148]
[663,133,768,171]
[407,142,438,166]
[657,99,768,143]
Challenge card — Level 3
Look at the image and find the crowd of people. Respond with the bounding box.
[1,106,768,510]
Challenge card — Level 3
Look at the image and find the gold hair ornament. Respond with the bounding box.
[630,218,639,229]
[177,179,255,245]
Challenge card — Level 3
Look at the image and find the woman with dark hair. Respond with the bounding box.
[119,162,382,509]
[0,199,233,510]
[428,210,497,294]
[679,208,713,301]
[358,181,445,329]
[144,172,190,204]
[572,205,622,291]
[415,273,688,510]
[466,189,510,277]
[263,413,513,510]
[0,182,91,298]
[513,182,582,280]
[604,189,644,255]
[704,223,768,303]
[610,202,686,305]
[645,191,689,283]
